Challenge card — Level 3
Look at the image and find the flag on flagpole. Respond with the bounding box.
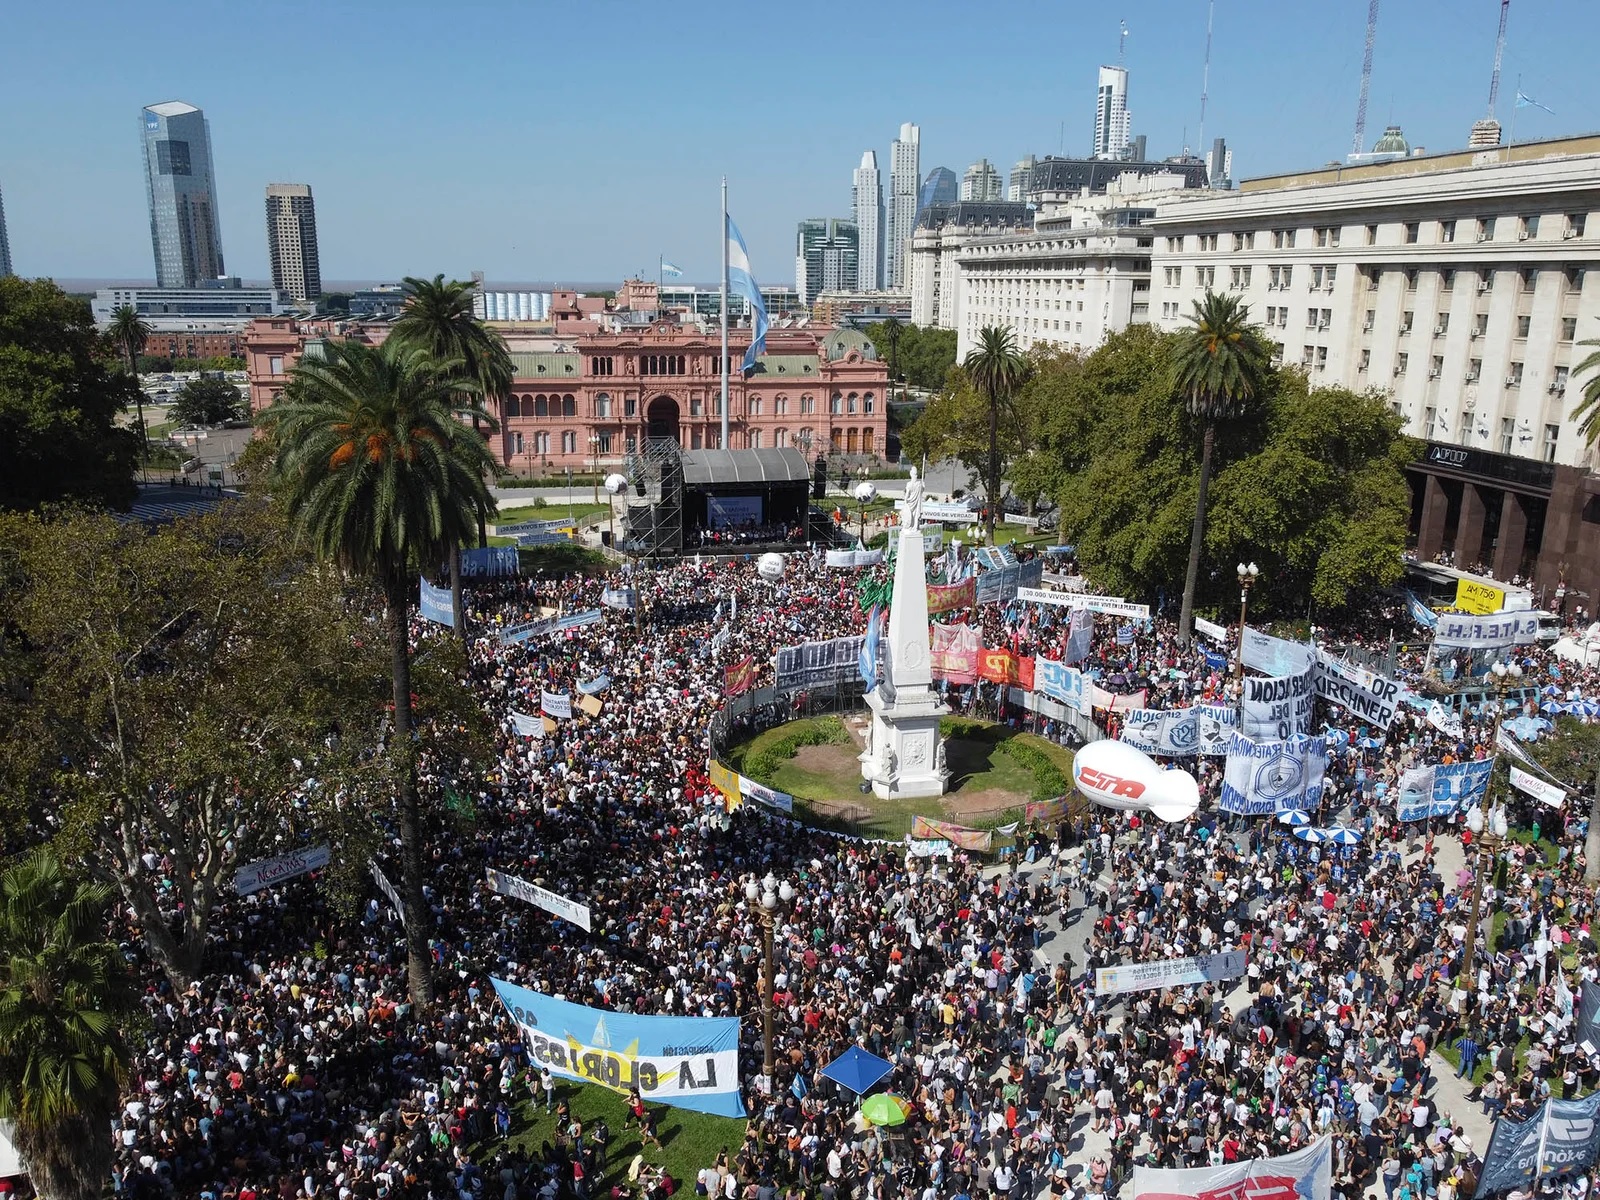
[1515,90,1555,115]
[725,216,769,373]
[660,259,684,278]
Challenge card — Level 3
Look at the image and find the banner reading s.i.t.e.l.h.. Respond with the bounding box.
[491,978,745,1117]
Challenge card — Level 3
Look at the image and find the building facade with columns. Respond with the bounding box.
[244,317,890,475]
[1146,133,1600,605]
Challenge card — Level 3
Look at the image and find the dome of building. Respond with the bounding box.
[1372,125,1410,155]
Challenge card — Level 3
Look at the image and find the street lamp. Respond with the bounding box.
[1460,801,1510,986]
[589,435,602,504]
[743,872,796,1089]
[853,480,877,546]
[1234,562,1260,686]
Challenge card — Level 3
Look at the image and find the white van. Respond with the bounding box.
[1536,612,1563,645]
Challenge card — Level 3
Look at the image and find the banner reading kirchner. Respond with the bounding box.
[491,979,744,1117]
[1133,1136,1330,1200]
[1095,949,1247,996]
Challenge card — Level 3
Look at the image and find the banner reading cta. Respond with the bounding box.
[491,978,744,1117]
[485,868,593,931]
[1133,1137,1331,1200]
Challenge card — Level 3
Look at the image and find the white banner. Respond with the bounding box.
[1426,700,1464,738]
[1240,668,1315,740]
[540,690,572,719]
[1220,733,1327,815]
[1312,650,1403,729]
[1133,1137,1331,1200]
[233,844,331,896]
[1194,616,1230,643]
[1120,708,1203,756]
[485,868,593,931]
[899,500,976,523]
[738,776,794,814]
[1511,765,1567,808]
[510,710,545,737]
[1016,587,1150,619]
[1042,572,1087,591]
[1096,949,1247,996]
[1433,611,1540,649]
[370,860,407,924]
[1034,657,1088,713]
[1241,627,1315,675]
[825,548,885,568]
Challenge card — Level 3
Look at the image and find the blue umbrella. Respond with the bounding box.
[1323,729,1351,751]
[1325,827,1362,845]
[1293,827,1328,843]
[821,1045,894,1095]
[1357,736,1384,749]
[1276,810,1311,827]
[1541,701,1566,714]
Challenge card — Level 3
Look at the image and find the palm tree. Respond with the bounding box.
[0,849,133,1200]
[391,275,511,634]
[108,304,151,469]
[1171,292,1270,646]
[963,326,1029,544]
[266,339,497,1008]
[1572,339,1600,448]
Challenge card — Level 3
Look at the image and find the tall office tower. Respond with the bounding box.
[1205,138,1233,189]
[265,184,322,303]
[960,159,1003,202]
[886,122,921,289]
[795,217,861,307]
[1092,66,1131,160]
[1007,155,1038,202]
[0,182,11,277]
[917,167,959,218]
[141,101,225,288]
[852,151,884,290]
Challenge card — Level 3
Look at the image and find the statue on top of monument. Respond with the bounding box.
[902,466,925,531]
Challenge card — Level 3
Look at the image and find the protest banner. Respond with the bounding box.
[1120,708,1203,756]
[1132,1136,1331,1200]
[234,845,331,896]
[1064,609,1093,664]
[600,586,637,610]
[707,760,741,803]
[773,636,867,691]
[927,578,976,615]
[825,548,884,568]
[495,518,575,537]
[1016,588,1150,619]
[930,623,980,685]
[489,980,743,1117]
[1096,949,1248,996]
[540,690,572,719]
[738,776,794,814]
[484,868,593,932]
[910,816,993,853]
[1220,733,1327,815]
[577,674,611,695]
[555,609,603,633]
[1240,627,1315,676]
[1034,658,1087,712]
[1025,799,1069,824]
[1510,765,1567,807]
[724,657,759,697]
[905,837,954,859]
[1089,684,1146,711]
[1042,572,1087,591]
[1194,616,1229,643]
[460,547,520,577]
[1312,650,1402,729]
[578,694,603,717]
[1433,611,1539,649]
[499,618,555,646]
[510,711,543,738]
[419,579,453,626]
[1240,668,1315,740]
[1395,760,1494,820]
[370,861,406,925]
[978,647,1022,686]
[1475,1092,1600,1196]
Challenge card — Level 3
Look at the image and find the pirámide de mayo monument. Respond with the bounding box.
[860,471,950,799]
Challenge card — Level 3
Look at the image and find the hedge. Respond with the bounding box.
[742,716,848,782]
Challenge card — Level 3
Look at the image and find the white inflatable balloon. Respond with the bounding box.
[757,552,786,580]
[604,473,630,496]
[1071,739,1200,823]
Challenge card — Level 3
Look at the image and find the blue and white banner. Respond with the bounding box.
[1034,658,1088,713]
[601,587,637,611]
[420,578,454,626]
[1220,733,1327,815]
[1396,766,1435,821]
[1194,616,1230,644]
[1064,609,1093,665]
[510,710,545,738]
[1475,1091,1600,1197]
[1433,611,1539,649]
[540,690,572,719]
[461,546,520,577]
[485,868,591,931]
[1240,667,1316,740]
[1120,708,1203,756]
[555,609,604,632]
[726,215,768,373]
[577,674,611,696]
[1395,760,1495,819]
[1240,627,1315,676]
[1097,949,1248,996]
[500,618,555,646]
[490,978,744,1116]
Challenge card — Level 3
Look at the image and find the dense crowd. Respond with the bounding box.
[100,546,1600,1200]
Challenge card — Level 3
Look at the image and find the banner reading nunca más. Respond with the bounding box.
[491,978,744,1117]
[233,845,331,896]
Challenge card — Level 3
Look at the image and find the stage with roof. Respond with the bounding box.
[620,445,824,557]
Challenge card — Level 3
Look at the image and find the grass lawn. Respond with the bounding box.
[497,502,613,528]
[728,714,1075,840]
[490,1084,743,1191]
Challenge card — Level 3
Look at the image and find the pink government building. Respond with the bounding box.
[244,285,891,475]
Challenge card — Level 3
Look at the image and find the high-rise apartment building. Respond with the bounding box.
[887,122,921,289]
[917,168,959,218]
[1008,155,1038,202]
[960,159,1004,202]
[852,151,884,290]
[795,218,860,306]
[0,182,11,277]
[1205,138,1233,189]
[265,184,322,303]
[1093,66,1131,160]
[141,101,225,288]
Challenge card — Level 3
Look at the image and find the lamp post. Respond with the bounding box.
[853,480,877,546]
[589,435,602,504]
[1460,801,1510,987]
[744,872,795,1088]
[1234,562,1260,688]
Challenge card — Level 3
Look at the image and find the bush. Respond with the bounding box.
[1001,738,1070,802]
[743,716,847,782]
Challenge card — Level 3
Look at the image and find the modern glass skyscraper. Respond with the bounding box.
[266,183,322,303]
[887,122,920,290]
[916,168,959,219]
[141,101,225,287]
[0,182,12,277]
[794,218,860,307]
[852,151,884,291]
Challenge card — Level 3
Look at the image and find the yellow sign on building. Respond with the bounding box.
[1454,578,1505,616]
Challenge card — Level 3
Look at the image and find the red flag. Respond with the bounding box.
[723,657,758,697]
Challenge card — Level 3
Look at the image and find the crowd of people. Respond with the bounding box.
[100,544,1600,1200]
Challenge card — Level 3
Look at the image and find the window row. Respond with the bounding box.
[1163,213,1588,254]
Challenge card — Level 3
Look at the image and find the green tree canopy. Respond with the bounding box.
[864,321,958,391]
[169,375,245,426]
[0,277,138,512]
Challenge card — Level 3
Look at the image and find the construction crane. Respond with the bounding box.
[1485,0,1510,117]
[1351,0,1380,157]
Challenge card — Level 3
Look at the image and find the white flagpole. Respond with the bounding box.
[720,176,730,451]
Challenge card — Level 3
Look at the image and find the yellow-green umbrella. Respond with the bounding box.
[860,1093,910,1126]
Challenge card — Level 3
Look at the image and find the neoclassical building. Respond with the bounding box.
[244,315,891,474]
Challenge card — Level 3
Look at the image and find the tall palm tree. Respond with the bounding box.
[0,849,133,1200]
[963,326,1029,544]
[391,275,512,633]
[267,339,497,1008]
[108,304,151,469]
[1171,292,1269,646]
[1572,339,1600,448]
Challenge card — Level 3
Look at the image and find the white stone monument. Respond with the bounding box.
[860,526,950,799]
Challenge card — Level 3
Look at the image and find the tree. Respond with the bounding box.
[0,849,134,1200]
[1170,292,1270,644]
[0,277,138,512]
[864,321,958,392]
[900,366,1027,506]
[0,503,399,987]
[169,375,244,426]
[1572,339,1600,448]
[963,326,1030,543]
[266,339,497,1007]
[1518,717,1600,881]
[391,274,509,629]
[108,305,151,466]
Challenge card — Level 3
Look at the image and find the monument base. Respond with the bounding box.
[860,687,950,800]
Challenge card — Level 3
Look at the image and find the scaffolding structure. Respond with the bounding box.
[621,437,684,557]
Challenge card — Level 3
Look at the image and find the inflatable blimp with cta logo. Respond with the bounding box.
[1071,739,1200,823]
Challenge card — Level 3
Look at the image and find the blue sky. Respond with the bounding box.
[4,0,1596,287]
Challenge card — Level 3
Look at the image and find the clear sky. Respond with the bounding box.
[4,0,1596,287]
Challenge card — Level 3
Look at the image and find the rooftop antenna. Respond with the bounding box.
[1351,0,1379,156]
[1119,19,1129,64]
[1197,0,1214,153]
[1486,0,1510,119]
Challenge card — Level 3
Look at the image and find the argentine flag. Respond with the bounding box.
[726,215,769,373]
[660,259,684,278]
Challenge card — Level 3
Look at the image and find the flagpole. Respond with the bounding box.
[1505,77,1519,162]
[720,176,730,450]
